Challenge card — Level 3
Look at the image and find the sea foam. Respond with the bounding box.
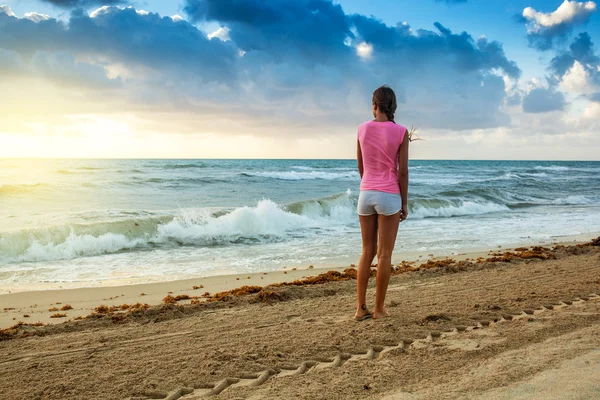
[241,170,360,180]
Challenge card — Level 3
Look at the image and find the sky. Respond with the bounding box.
[0,0,599,159]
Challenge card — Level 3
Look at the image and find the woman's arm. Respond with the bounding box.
[398,129,409,220]
[357,140,364,179]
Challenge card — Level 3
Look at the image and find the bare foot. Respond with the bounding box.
[355,304,372,320]
[373,308,389,319]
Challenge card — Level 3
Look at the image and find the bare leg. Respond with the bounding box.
[355,214,377,319]
[374,211,401,319]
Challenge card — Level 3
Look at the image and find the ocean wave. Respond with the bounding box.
[241,171,360,180]
[410,200,509,219]
[154,201,314,246]
[0,182,46,195]
[0,216,170,263]
[161,163,208,170]
[142,177,221,185]
[415,170,554,186]
[534,165,569,172]
[508,195,598,208]
[290,166,355,171]
[0,192,357,263]
[8,232,144,263]
[6,187,586,263]
[551,196,597,205]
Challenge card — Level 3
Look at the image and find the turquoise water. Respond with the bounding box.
[1,159,599,292]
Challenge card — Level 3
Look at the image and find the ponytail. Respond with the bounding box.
[372,85,397,123]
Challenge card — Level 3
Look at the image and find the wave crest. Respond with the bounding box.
[410,199,508,219]
[241,170,359,181]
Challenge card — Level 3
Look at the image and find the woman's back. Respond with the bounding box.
[358,120,406,194]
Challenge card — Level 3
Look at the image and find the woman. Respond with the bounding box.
[354,85,409,321]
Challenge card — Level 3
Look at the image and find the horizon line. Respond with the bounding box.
[2,157,600,162]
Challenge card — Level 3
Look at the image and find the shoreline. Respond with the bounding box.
[3,231,597,295]
[1,233,596,329]
[1,235,599,399]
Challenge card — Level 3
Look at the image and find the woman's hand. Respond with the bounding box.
[400,206,408,222]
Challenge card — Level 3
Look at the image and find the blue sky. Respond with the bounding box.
[1,0,599,159]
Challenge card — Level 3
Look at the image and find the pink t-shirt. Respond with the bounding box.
[357,121,407,194]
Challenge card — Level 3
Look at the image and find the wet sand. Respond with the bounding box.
[0,240,599,399]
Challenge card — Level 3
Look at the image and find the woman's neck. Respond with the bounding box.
[373,111,389,122]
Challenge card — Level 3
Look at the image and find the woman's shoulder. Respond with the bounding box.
[357,120,373,137]
[394,122,407,132]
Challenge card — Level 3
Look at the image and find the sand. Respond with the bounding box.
[0,266,350,329]
[0,240,599,399]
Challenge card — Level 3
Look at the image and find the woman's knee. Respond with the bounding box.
[377,248,393,261]
[362,247,377,261]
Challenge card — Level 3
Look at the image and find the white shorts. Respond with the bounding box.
[357,190,401,216]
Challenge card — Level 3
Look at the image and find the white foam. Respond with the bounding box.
[534,165,569,171]
[7,232,143,263]
[154,200,316,244]
[244,170,359,180]
[551,196,596,205]
[0,194,358,263]
[411,201,509,219]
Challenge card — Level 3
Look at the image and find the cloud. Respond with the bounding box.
[560,61,599,94]
[31,51,121,89]
[24,12,51,23]
[184,0,352,64]
[37,0,126,8]
[522,87,567,113]
[0,6,237,82]
[355,42,372,59]
[1,1,523,136]
[584,101,600,116]
[207,26,230,41]
[549,33,600,89]
[0,5,15,17]
[522,0,597,50]
[506,92,522,106]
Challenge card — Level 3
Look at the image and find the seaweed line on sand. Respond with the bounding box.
[2,237,599,341]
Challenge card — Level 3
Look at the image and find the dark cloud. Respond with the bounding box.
[1,1,523,132]
[184,0,353,63]
[521,2,597,51]
[348,18,520,78]
[548,33,599,85]
[522,87,566,113]
[526,23,572,51]
[38,0,125,8]
[0,7,237,82]
[180,0,521,130]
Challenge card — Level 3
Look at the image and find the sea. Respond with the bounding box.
[1,159,599,293]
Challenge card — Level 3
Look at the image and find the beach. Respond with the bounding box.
[1,239,599,399]
[2,159,600,399]
[3,0,600,398]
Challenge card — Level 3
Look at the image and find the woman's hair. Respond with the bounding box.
[372,85,397,123]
